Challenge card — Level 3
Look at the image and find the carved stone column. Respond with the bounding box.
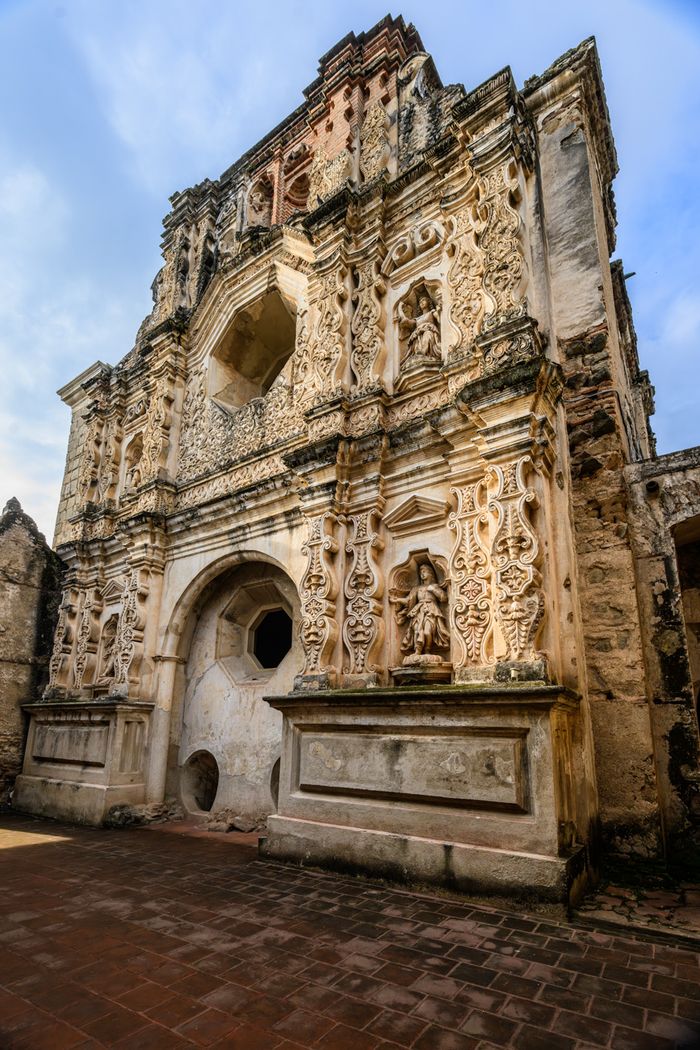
[488,455,546,677]
[296,512,340,690]
[342,508,384,686]
[349,260,386,394]
[448,477,494,678]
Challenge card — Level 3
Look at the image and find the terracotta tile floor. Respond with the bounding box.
[1,812,700,1049]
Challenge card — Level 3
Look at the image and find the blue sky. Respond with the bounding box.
[1,0,699,539]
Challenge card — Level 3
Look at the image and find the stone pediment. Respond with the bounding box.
[100,578,125,604]
[384,495,447,536]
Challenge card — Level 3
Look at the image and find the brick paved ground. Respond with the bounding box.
[1,813,700,1049]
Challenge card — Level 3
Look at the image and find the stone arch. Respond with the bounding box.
[162,550,301,821]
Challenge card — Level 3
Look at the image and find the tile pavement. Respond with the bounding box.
[1,812,699,1049]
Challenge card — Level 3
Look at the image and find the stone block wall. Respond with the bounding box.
[0,499,64,801]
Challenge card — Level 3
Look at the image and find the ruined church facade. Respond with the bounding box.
[14,17,700,902]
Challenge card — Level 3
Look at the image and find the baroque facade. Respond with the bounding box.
[14,16,700,902]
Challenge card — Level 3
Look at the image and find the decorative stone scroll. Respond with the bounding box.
[309,267,348,397]
[342,510,384,678]
[488,456,544,662]
[77,416,103,502]
[448,479,493,669]
[113,568,150,691]
[381,220,443,277]
[476,163,527,329]
[46,590,78,694]
[445,208,483,369]
[72,588,102,690]
[140,379,174,482]
[360,102,390,182]
[297,513,339,682]
[350,261,385,392]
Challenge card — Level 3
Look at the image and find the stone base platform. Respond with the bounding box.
[261,683,594,905]
[13,698,153,826]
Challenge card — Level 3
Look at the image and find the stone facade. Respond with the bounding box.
[13,17,700,901]
[0,499,63,802]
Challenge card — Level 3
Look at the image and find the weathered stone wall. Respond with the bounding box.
[626,448,700,844]
[524,49,663,856]
[0,499,64,801]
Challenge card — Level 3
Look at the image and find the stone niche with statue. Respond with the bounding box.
[16,15,700,903]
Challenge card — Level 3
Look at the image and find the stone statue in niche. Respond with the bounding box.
[248,178,273,227]
[397,284,442,369]
[98,614,119,683]
[124,435,143,491]
[390,556,451,683]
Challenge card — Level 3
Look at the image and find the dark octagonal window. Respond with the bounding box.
[252,608,293,669]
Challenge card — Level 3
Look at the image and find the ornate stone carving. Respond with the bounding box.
[488,456,544,662]
[97,613,119,683]
[390,556,450,664]
[396,283,442,369]
[140,379,173,482]
[381,220,443,276]
[342,510,384,676]
[77,416,103,502]
[114,568,150,690]
[360,101,390,181]
[298,513,339,677]
[46,591,77,693]
[72,589,101,689]
[307,147,353,209]
[247,177,273,228]
[476,164,527,328]
[478,316,542,374]
[350,261,385,392]
[309,267,348,397]
[177,363,303,482]
[448,479,493,667]
[445,208,483,368]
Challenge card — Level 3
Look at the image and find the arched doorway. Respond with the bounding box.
[170,558,300,821]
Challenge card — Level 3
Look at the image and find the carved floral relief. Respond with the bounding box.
[488,456,544,661]
[299,513,339,677]
[342,510,384,676]
[350,261,386,392]
[359,101,390,182]
[448,479,493,667]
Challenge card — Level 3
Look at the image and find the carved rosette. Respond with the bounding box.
[342,510,384,675]
[350,261,385,392]
[310,267,348,397]
[114,569,150,689]
[448,480,493,667]
[359,102,390,181]
[476,164,527,328]
[488,456,544,661]
[445,209,483,369]
[299,513,339,676]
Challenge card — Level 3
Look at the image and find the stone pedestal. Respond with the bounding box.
[261,684,593,904]
[13,699,153,826]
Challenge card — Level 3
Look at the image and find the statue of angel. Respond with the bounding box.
[391,561,450,658]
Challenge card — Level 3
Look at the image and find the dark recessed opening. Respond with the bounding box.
[183,750,219,812]
[253,608,293,669]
